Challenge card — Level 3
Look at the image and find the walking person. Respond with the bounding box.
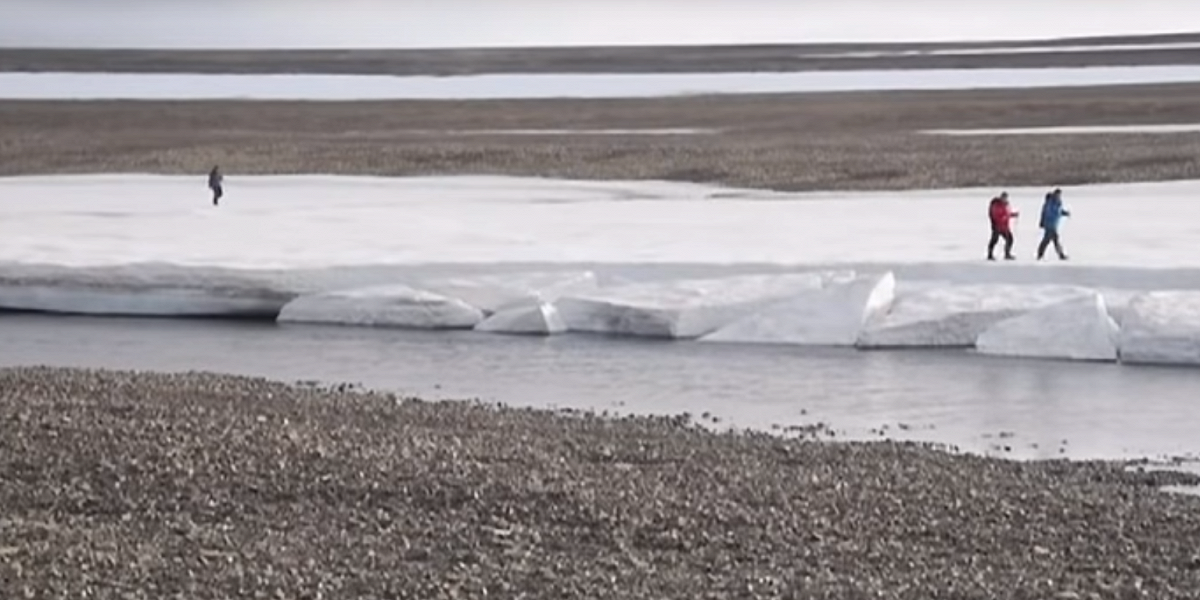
[208,165,224,206]
[1037,188,1071,260]
[987,191,1018,261]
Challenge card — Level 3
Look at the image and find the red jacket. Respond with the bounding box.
[989,198,1018,232]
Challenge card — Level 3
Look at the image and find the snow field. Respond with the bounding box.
[7,65,1200,101]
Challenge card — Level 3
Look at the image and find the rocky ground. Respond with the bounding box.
[2,366,1199,599]
[5,83,1200,191]
[4,32,1200,74]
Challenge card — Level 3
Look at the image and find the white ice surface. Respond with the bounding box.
[1118,292,1200,366]
[804,41,1200,59]
[975,293,1120,361]
[858,284,1094,348]
[555,272,839,338]
[700,272,895,346]
[417,271,599,314]
[277,285,484,329]
[6,66,1200,100]
[475,303,568,335]
[923,124,1200,135]
[8,175,1200,274]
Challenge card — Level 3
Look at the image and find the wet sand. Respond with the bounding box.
[1,366,1198,599]
[4,83,1200,190]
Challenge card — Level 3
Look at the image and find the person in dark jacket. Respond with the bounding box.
[1037,188,1071,260]
[208,166,224,206]
[987,191,1019,261]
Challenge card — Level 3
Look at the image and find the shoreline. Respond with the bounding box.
[2,366,1199,597]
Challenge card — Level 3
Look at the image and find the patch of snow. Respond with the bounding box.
[277,284,484,329]
[975,293,1120,361]
[922,124,1200,136]
[1118,291,1200,366]
[857,284,1094,348]
[441,128,717,136]
[555,272,842,339]
[475,302,567,335]
[700,272,896,346]
[7,66,1200,101]
[804,41,1200,59]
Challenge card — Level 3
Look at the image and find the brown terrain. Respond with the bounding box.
[4,32,1200,74]
[4,83,1200,191]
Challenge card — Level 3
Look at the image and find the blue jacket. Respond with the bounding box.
[1040,194,1069,231]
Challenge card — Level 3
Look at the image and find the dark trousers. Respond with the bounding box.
[1037,229,1065,259]
[988,228,1014,258]
[211,185,223,206]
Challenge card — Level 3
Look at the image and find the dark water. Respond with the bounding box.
[2,313,1199,462]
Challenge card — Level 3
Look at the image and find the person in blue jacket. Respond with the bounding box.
[1037,188,1071,260]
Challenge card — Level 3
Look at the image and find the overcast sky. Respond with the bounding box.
[2,0,1198,49]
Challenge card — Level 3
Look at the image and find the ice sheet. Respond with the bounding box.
[6,175,1200,274]
[858,284,1094,348]
[418,270,599,314]
[976,293,1120,361]
[700,272,895,346]
[805,41,1200,59]
[277,285,484,329]
[475,303,567,336]
[6,66,1200,100]
[3,175,1200,360]
[1118,292,1200,366]
[555,272,837,338]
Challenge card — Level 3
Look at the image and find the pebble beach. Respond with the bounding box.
[2,367,1199,599]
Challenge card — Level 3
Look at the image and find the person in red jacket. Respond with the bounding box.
[987,191,1019,261]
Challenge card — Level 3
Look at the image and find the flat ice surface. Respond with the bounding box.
[804,41,1200,59]
[277,285,484,329]
[1119,292,1200,366]
[976,293,1120,361]
[701,272,896,346]
[6,66,1200,100]
[8,174,1200,273]
[924,124,1200,135]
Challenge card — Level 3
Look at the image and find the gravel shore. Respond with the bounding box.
[5,33,1200,74]
[2,366,1199,599]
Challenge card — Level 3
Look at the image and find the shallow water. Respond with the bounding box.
[3,314,1198,463]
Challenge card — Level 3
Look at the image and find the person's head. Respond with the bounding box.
[1000,191,1008,200]
[1053,188,1062,197]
